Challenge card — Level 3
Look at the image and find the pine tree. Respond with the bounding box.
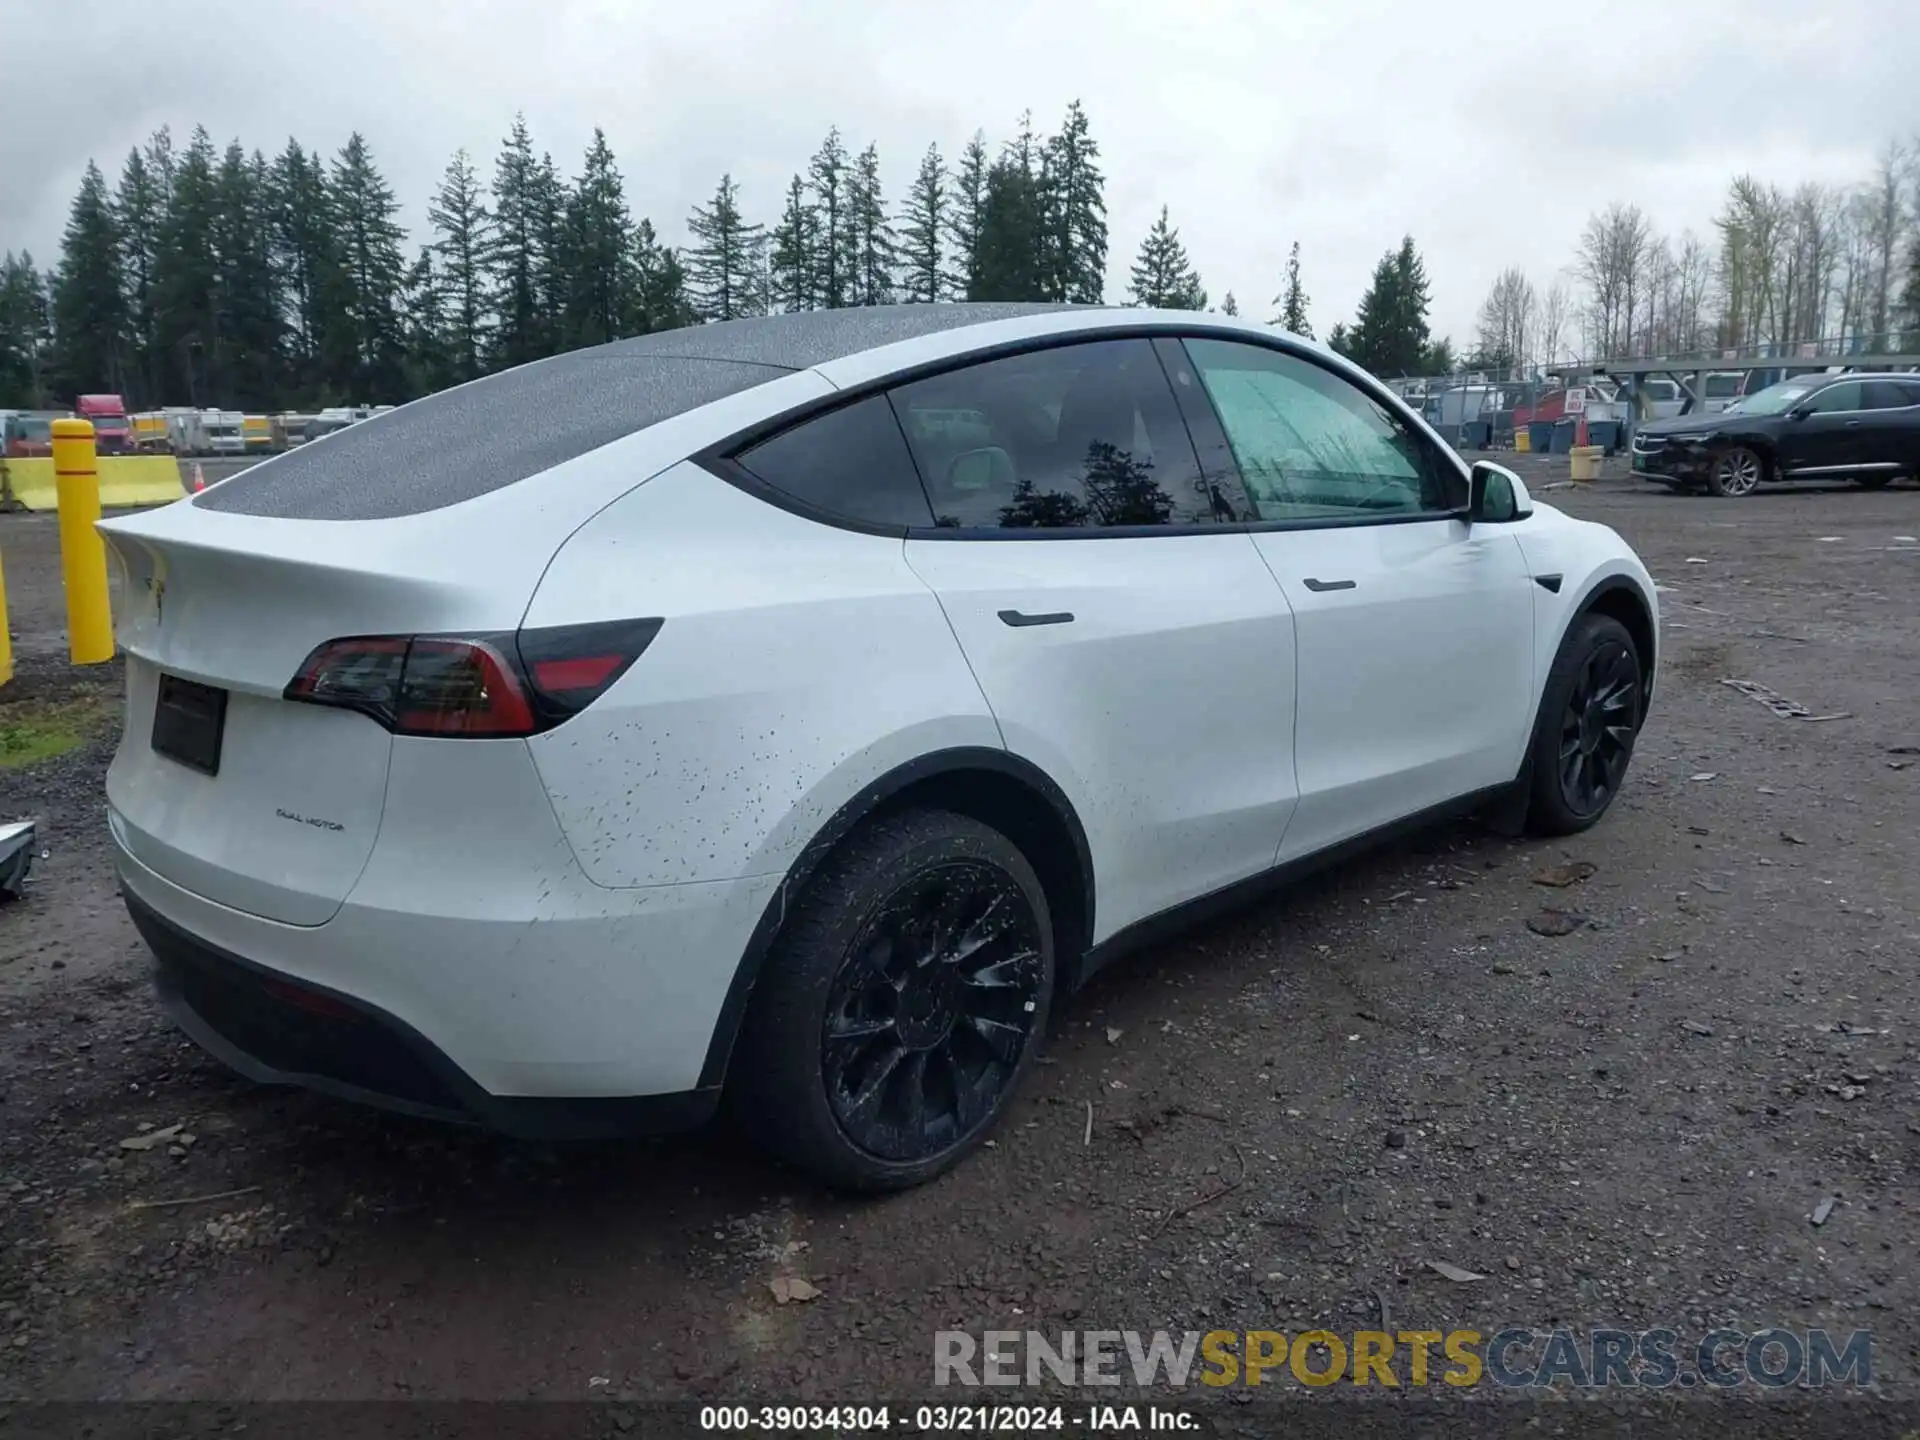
[1325,321,1352,357]
[1274,240,1311,337]
[560,128,635,348]
[210,143,282,408]
[152,126,221,406]
[49,161,127,399]
[1346,235,1431,377]
[1127,206,1205,309]
[0,253,52,408]
[269,139,335,399]
[114,146,167,405]
[1040,100,1106,303]
[531,151,568,352]
[487,115,552,368]
[1424,335,1456,374]
[769,174,816,313]
[686,173,765,322]
[975,127,1047,303]
[402,246,452,396]
[806,128,855,308]
[326,131,408,400]
[847,143,895,307]
[427,148,493,382]
[897,145,948,304]
[631,219,697,334]
[947,132,989,301]
[1220,292,1238,316]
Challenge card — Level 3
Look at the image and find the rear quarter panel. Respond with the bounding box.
[521,460,1000,889]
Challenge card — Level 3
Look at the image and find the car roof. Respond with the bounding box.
[596,303,1081,371]
[194,304,1345,523]
[191,305,1112,522]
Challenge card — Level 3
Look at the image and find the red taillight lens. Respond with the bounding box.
[284,620,661,738]
[393,638,536,736]
[515,619,662,722]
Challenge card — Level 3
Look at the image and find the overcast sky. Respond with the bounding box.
[3,0,1916,344]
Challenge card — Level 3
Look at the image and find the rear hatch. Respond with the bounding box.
[102,506,567,926]
[100,343,802,925]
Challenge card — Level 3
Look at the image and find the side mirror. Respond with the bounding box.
[1468,460,1533,524]
[1785,407,1810,422]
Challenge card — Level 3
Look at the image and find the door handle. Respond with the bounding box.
[1845,420,1863,427]
[997,609,1075,628]
[1302,577,1356,592]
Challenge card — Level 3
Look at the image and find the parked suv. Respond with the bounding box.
[1632,373,1920,496]
[100,305,1659,1190]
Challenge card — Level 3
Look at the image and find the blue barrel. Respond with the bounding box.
[1550,419,1576,454]
[1586,420,1621,453]
[1529,420,1555,452]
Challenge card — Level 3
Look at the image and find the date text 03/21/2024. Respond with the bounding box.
[698,1404,1196,1432]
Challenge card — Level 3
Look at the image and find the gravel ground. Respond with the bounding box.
[1,461,1916,1420]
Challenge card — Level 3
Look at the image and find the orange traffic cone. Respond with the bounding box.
[191,460,206,493]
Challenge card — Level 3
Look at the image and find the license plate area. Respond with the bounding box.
[152,675,228,776]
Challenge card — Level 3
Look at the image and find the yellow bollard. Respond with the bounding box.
[0,546,12,688]
[51,418,115,665]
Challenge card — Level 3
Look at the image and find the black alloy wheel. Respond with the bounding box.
[731,808,1055,1192]
[1557,638,1640,819]
[821,860,1045,1163]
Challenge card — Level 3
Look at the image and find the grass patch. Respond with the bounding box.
[0,687,118,768]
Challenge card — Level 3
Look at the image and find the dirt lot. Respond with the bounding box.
[1,461,1917,1417]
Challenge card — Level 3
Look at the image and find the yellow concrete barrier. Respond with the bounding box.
[3,455,187,511]
[1569,445,1604,483]
[51,419,115,665]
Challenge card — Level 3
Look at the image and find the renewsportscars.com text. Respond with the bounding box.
[933,1327,1873,1390]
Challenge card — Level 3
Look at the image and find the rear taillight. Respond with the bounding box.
[284,619,662,738]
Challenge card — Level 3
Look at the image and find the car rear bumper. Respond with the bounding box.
[113,822,781,1131]
[129,889,716,1138]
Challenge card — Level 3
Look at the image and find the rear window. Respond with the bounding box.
[735,395,934,529]
[197,350,785,520]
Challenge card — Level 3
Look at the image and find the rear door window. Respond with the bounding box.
[1806,382,1862,414]
[734,394,934,529]
[1863,381,1918,410]
[885,338,1249,530]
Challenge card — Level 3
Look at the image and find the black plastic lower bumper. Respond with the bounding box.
[124,889,720,1140]
[1631,446,1711,483]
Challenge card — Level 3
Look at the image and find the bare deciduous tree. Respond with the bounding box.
[1575,202,1651,356]
[1534,278,1572,366]
[1473,266,1535,377]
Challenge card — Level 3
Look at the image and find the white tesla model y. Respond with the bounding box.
[100,304,1657,1190]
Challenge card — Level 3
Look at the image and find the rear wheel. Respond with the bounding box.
[730,809,1054,1192]
[1705,445,1765,497]
[1525,613,1644,836]
[1852,473,1893,490]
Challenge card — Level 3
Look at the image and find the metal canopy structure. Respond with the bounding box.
[1546,345,1920,432]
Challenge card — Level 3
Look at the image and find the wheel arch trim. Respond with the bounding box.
[696,746,1094,1090]
[1563,571,1659,717]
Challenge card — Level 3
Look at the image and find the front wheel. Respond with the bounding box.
[730,809,1055,1192]
[1525,613,1644,836]
[1705,445,1765,497]
[1852,473,1893,490]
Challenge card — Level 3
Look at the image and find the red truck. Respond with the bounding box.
[76,394,132,454]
